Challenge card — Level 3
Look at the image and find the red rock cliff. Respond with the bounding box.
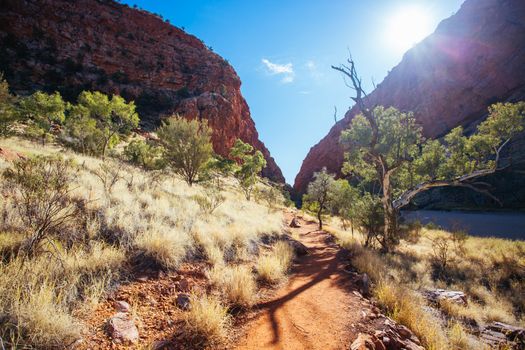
[294,0,525,194]
[0,0,284,182]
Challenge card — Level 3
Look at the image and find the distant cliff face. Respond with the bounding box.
[0,0,284,182]
[294,0,525,202]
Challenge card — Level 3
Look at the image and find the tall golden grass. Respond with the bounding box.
[328,217,524,349]
[0,137,285,348]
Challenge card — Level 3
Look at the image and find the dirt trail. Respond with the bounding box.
[236,213,366,350]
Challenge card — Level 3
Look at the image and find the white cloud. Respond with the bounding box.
[299,90,311,95]
[261,58,295,83]
[305,60,323,80]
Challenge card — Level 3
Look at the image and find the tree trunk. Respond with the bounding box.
[317,207,323,230]
[381,171,398,252]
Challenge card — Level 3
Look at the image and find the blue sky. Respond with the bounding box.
[122,0,464,183]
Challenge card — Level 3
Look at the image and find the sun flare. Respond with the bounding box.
[386,6,434,53]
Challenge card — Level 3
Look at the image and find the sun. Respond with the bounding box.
[385,6,433,53]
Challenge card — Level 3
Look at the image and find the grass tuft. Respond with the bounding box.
[207,264,257,307]
[184,293,231,346]
[256,241,294,284]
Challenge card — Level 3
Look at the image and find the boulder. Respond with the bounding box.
[423,289,467,306]
[350,333,385,350]
[289,217,301,228]
[284,238,308,256]
[176,293,191,311]
[113,300,131,313]
[360,273,370,296]
[480,322,525,349]
[106,312,139,344]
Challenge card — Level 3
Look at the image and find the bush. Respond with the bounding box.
[68,91,139,157]
[61,113,105,155]
[134,230,189,270]
[0,73,18,137]
[230,139,266,200]
[207,265,257,307]
[91,160,124,195]
[123,139,165,170]
[157,115,213,185]
[257,185,281,210]
[18,91,66,144]
[192,189,225,215]
[256,241,294,284]
[2,156,79,255]
[431,235,452,277]
[0,242,125,348]
[184,293,231,346]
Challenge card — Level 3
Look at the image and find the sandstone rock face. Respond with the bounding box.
[294,0,525,201]
[0,0,284,182]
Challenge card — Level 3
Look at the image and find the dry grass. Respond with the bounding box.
[256,241,294,284]
[375,281,449,350]
[328,216,525,348]
[134,230,189,269]
[0,137,285,348]
[207,265,257,307]
[0,242,125,348]
[183,293,231,346]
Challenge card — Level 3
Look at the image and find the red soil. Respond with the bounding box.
[235,213,372,350]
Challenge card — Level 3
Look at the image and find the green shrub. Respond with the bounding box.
[2,156,79,255]
[123,139,165,170]
[157,115,213,185]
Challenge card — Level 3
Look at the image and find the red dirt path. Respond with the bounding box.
[235,213,369,350]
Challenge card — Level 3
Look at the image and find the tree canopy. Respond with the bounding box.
[157,115,213,185]
[333,58,525,251]
[230,139,267,200]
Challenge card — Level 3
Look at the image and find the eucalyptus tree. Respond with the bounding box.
[230,139,266,200]
[157,115,213,185]
[333,58,525,251]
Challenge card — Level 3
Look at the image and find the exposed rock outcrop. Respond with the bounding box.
[0,0,284,182]
[479,322,525,349]
[423,289,468,306]
[294,0,525,205]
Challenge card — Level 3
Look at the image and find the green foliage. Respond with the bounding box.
[19,91,67,144]
[0,73,18,137]
[328,179,359,230]
[352,193,385,247]
[229,139,266,200]
[2,156,79,255]
[123,139,165,170]
[303,168,335,229]
[257,185,281,210]
[62,112,103,155]
[68,91,139,156]
[340,106,423,196]
[157,115,213,185]
[192,189,225,215]
[338,102,525,251]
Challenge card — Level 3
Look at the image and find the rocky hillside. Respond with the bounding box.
[294,0,525,205]
[0,0,284,182]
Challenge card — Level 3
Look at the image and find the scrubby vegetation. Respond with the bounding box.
[329,58,525,253]
[329,218,525,349]
[0,77,293,348]
[299,58,525,349]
